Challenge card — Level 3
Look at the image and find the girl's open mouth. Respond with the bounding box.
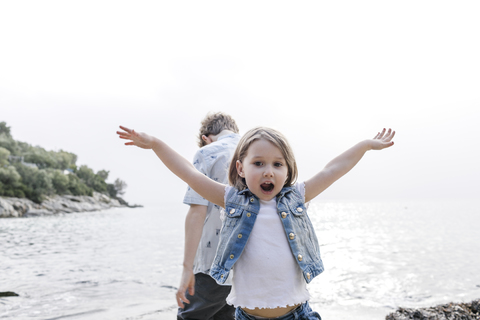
[260,182,274,192]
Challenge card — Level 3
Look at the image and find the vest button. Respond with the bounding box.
[297,254,303,262]
[246,212,251,217]
[296,207,303,213]
[281,212,287,218]
[307,272,311,280]
[229,209,235,214]
[250,197,255,203]
[289,233,295,240]
[230,254,234,259]
[238,234,242,239]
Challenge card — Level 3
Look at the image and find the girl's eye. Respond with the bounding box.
[274,162,283,167]
[254,161,263,166]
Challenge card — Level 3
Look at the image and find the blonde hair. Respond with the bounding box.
[198,112,239,148]
[228,127,298,190]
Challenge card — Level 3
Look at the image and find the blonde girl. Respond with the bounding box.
[117,125,395,320]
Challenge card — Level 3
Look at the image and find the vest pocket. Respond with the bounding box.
[289,203,307,217]
[224,206,243,227]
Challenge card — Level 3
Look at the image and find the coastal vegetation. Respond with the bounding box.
[0,121,126,203]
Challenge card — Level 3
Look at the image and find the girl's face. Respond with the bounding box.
[236,138,289,201]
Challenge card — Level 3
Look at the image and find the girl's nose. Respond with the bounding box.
[263,166,274,177]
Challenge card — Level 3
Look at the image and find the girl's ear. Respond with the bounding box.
[236,160,245,177]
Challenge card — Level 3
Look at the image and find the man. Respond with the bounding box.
[176,112,240,320]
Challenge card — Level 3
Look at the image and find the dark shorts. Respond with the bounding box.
[177,272,234,320]
[235,302,322,320]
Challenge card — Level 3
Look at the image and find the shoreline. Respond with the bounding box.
[0,192,141,218]
[386,299,480,319]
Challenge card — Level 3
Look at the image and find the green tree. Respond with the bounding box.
[53,150,77,170]
[0,147,10,166]
[114,178,127,196]
[0,133,17,154]
[47,169,70,194]
[0,166,21,187]
[24,147,56,169]
[107,178,127,198]
[76,165,95,185]
[67,174,92,196]
[0,165,23,198]
[97,170,109,181]
[76,165,108,193]
[0,122,128,202]
[0,122,12,138]
[32,170,54,196]
[13,162,54,202]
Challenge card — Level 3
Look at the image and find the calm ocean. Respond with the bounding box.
[1,200,479,320]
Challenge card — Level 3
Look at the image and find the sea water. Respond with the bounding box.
[1,200,479,320]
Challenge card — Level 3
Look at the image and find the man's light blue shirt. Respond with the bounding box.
[183,133,240,277]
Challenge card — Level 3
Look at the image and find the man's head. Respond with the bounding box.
[198,112,239,147]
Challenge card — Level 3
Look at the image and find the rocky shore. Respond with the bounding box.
[386,299,480,320]
[0,192,140,218]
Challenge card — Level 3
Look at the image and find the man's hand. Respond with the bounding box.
[176,267,195,308]
[369,128,395,150]
[116,126,155,149]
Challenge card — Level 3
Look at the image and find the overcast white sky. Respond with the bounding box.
[1,1,479,206]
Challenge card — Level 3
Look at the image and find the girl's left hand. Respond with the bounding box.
[370,128,395,150]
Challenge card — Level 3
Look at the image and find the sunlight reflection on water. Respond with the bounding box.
[1,200,479,320]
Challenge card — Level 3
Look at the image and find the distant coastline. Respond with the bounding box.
[0,192,142,218]
[1,121,134,213]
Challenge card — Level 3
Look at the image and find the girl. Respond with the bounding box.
[117,125,395,320]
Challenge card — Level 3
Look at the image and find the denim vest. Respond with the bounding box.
[210,185,324,285]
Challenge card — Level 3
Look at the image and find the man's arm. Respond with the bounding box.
[175,204,208,308]
[305,128,395,202]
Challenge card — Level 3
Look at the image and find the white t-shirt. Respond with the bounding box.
[223,183,310,309]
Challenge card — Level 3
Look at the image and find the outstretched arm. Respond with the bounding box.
[117,126,226,207]
[304,128,395,202]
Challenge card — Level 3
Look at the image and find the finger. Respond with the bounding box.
[382,128,392,141]
[180,291,190,305]
[374,128,386,139]
[377,128,386,139]
[175,293,185,309]
[119,125,133,133]
[383,129,395,142]
[118,135,132,140]
[125,142,135,146]
[380,141,394,149]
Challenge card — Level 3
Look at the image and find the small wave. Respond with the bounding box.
[43,309,107,320]
[124,305,177,320]
[160,285,177,290]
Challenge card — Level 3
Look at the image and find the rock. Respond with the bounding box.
[386,299,480,320]
[0,291,19,297]
[0,198,17,217]
[0,192,135,218]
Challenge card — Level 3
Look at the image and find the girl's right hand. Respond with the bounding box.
[117,126,155,149]
[369,128,395,150]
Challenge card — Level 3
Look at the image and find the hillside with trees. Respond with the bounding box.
[0,121,126,204]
